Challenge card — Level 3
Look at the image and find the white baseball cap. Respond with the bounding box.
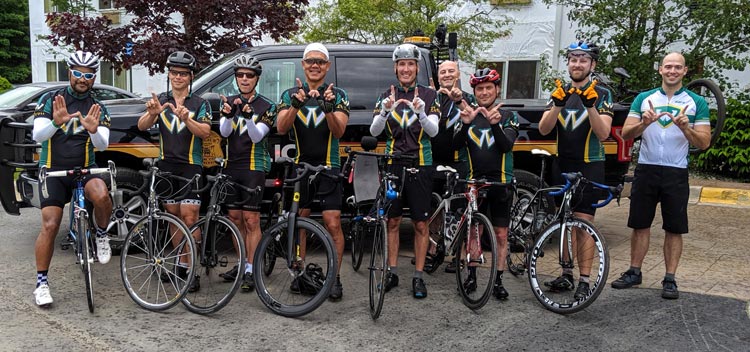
[303,43,329,60]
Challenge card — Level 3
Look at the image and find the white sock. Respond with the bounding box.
[245,263,252,274]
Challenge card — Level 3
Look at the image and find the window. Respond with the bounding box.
[336,56,429,110]
[91,88,131,101]
[475,60,539,99]
[209,58,305,103]
[43,0,57,13]
[100,62,129,90]
[99,0,118,9]
[46,61,69,81]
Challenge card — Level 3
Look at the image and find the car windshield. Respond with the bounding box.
[0,86,44,108]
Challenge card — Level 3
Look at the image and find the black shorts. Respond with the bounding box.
[156,160,203,205]
[627,164,689,234]
[299,168,342,211]
[40,168,103,209]
[477,184,513,227]
[553,159,605,216]
[224,169,265,211]
[387,164,433,221]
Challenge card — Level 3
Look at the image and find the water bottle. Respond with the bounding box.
[386,181,398,200]
[533,210,546,233]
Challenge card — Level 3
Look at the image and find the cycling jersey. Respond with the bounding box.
[454,110,518,182]
[223,93,277,172]
[373,84,440,166]
[278,83,350,168]
[34,87,111,169]
[432,91,477,165]
[629,87,710,168]
[157,92,212,166]
[544,81,613,162]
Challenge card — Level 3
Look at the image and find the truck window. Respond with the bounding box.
[208,58,306,103]
[335,57,429,111]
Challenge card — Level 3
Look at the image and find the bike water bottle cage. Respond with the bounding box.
[386,180,398,200]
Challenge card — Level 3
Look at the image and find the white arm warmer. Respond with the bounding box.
[370,112,388,136]
[247,121,270,144]
[219,116,234,137]
[419,111,439,137]
[89,126,110,151]
[33,118,58,142]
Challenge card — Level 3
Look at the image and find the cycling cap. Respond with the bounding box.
[166,51,197,71]
[393,44,421,62]
[67,51,100,71]
[303,43,329,60]
[233,54,262,75]
[470,68,501,88]
[566,40,600,61]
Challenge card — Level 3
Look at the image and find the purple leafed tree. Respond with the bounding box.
[46,0,308,75]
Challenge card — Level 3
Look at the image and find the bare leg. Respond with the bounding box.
[663,231,683,275]
[322,210,344,274]
[35,207,64,271]
[413,220,428,271]
[387,217,402,268]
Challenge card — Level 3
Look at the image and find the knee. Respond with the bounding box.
[244,213,260,231]
[40,219,61,237]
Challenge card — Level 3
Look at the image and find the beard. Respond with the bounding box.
[569,70,591,83]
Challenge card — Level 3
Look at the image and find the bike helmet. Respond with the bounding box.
[392,44,421,62]
[166,51,197,71]
[566,40,600,61]
[66,50,100,71]
[233,54,262,75]
[469,68,501,88]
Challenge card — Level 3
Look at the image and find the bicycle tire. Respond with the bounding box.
[455,213,497,310]
[120,212,196,311]
[350,219,365,271]
[368,219,388,320]
[181,216,245,315]
[424,192,446,274]
[528,217,609,314]
[79,213,95,313]
[254,217,336,318]
[685,78,726,153]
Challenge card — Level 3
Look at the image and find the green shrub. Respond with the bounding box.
[0,76,12,93]
[690,94,750,179]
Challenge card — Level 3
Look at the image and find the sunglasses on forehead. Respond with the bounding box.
[303,58,329,66]
[71,69,96,80]
[235,72,257,79]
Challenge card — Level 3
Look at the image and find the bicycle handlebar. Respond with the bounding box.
[548,172,623,208]
[205,174,262,206]
[39,160,117,199]
[275,158,333,184]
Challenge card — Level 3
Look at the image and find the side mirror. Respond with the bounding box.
[361,136,377,151]
[201,92,222,115]
[23,103,37,111]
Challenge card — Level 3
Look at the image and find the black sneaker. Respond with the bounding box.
[329,277,343,301]
[188,275,200,293]
[574,281,590,300]
[544,273,575,292]
[220,265,239,282]
[412,277,427,299]
[493,279,509,300]
[462,275,477,294]
[240,272,254,292]
[384,272,399,292]
[611,269,642,289]
[661,279,679,299]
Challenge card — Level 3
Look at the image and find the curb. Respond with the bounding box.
[690,186,750,206]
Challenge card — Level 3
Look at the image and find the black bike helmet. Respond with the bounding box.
[166,51,197,72]
[233,54,262,75]
[566,40,600,61]
[67,50,100,71]
[470,68,501,88]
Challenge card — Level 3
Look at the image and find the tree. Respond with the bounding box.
[46,0,309,75]
[0,0,31,83]
[299,0,513,60]
[544,0,750,93]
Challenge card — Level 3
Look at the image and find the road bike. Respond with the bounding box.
[40,160,117,313]
[253,158,337,318]
[119,159,198,311]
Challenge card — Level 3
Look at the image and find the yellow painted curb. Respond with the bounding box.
[699,187,750,206]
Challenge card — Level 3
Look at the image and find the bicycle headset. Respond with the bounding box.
[469,68,501,88]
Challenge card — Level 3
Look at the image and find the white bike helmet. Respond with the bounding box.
[233,54,262,75]
[66,51,100,71]
[392,44,421,62]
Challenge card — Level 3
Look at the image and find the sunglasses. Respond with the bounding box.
[169,70,192,77]
[71,69,96,80]
[568,41,590,50]
[235,72,257,79]
[303,58,329,66]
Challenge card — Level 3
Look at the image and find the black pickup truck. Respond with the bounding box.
[0,42,632,243]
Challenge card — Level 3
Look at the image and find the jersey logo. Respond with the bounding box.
[297,107,326,128]
[445,104,461,130]
[233,115,259,135]
[655,106,681,128]
[391,109,418,128]
[59,117,85,135]
[468,126,495,148]
[160,111,194,134]
[557,109,589,131]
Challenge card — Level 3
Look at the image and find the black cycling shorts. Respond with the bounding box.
[552,159,605,216]
[627,163,689,234]
[40,168,103,209]
[477,184,513,228]
[156,160,203,205]
[224,169,265,211]
[299,168,343,211]
[387,164,433,221]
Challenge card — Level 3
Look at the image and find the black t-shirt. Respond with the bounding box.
[156,92,212,166]
[223,93,277,171]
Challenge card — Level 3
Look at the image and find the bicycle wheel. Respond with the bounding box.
[349,218,366,271]
[254,217,336,318]
[528,217,609,314]
[455,213,497,310]
[368,219,387,320]
[120,212,196,311]
[507,197,534,277]
[78,213,95,313]
[424,193,446,274]
[181,216,245,314]
[685,78,726,153]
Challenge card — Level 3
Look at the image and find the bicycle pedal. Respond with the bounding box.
[218,256,228,267]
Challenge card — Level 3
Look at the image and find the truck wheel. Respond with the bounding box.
[107,167,146,250]
[514,170,555,228]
